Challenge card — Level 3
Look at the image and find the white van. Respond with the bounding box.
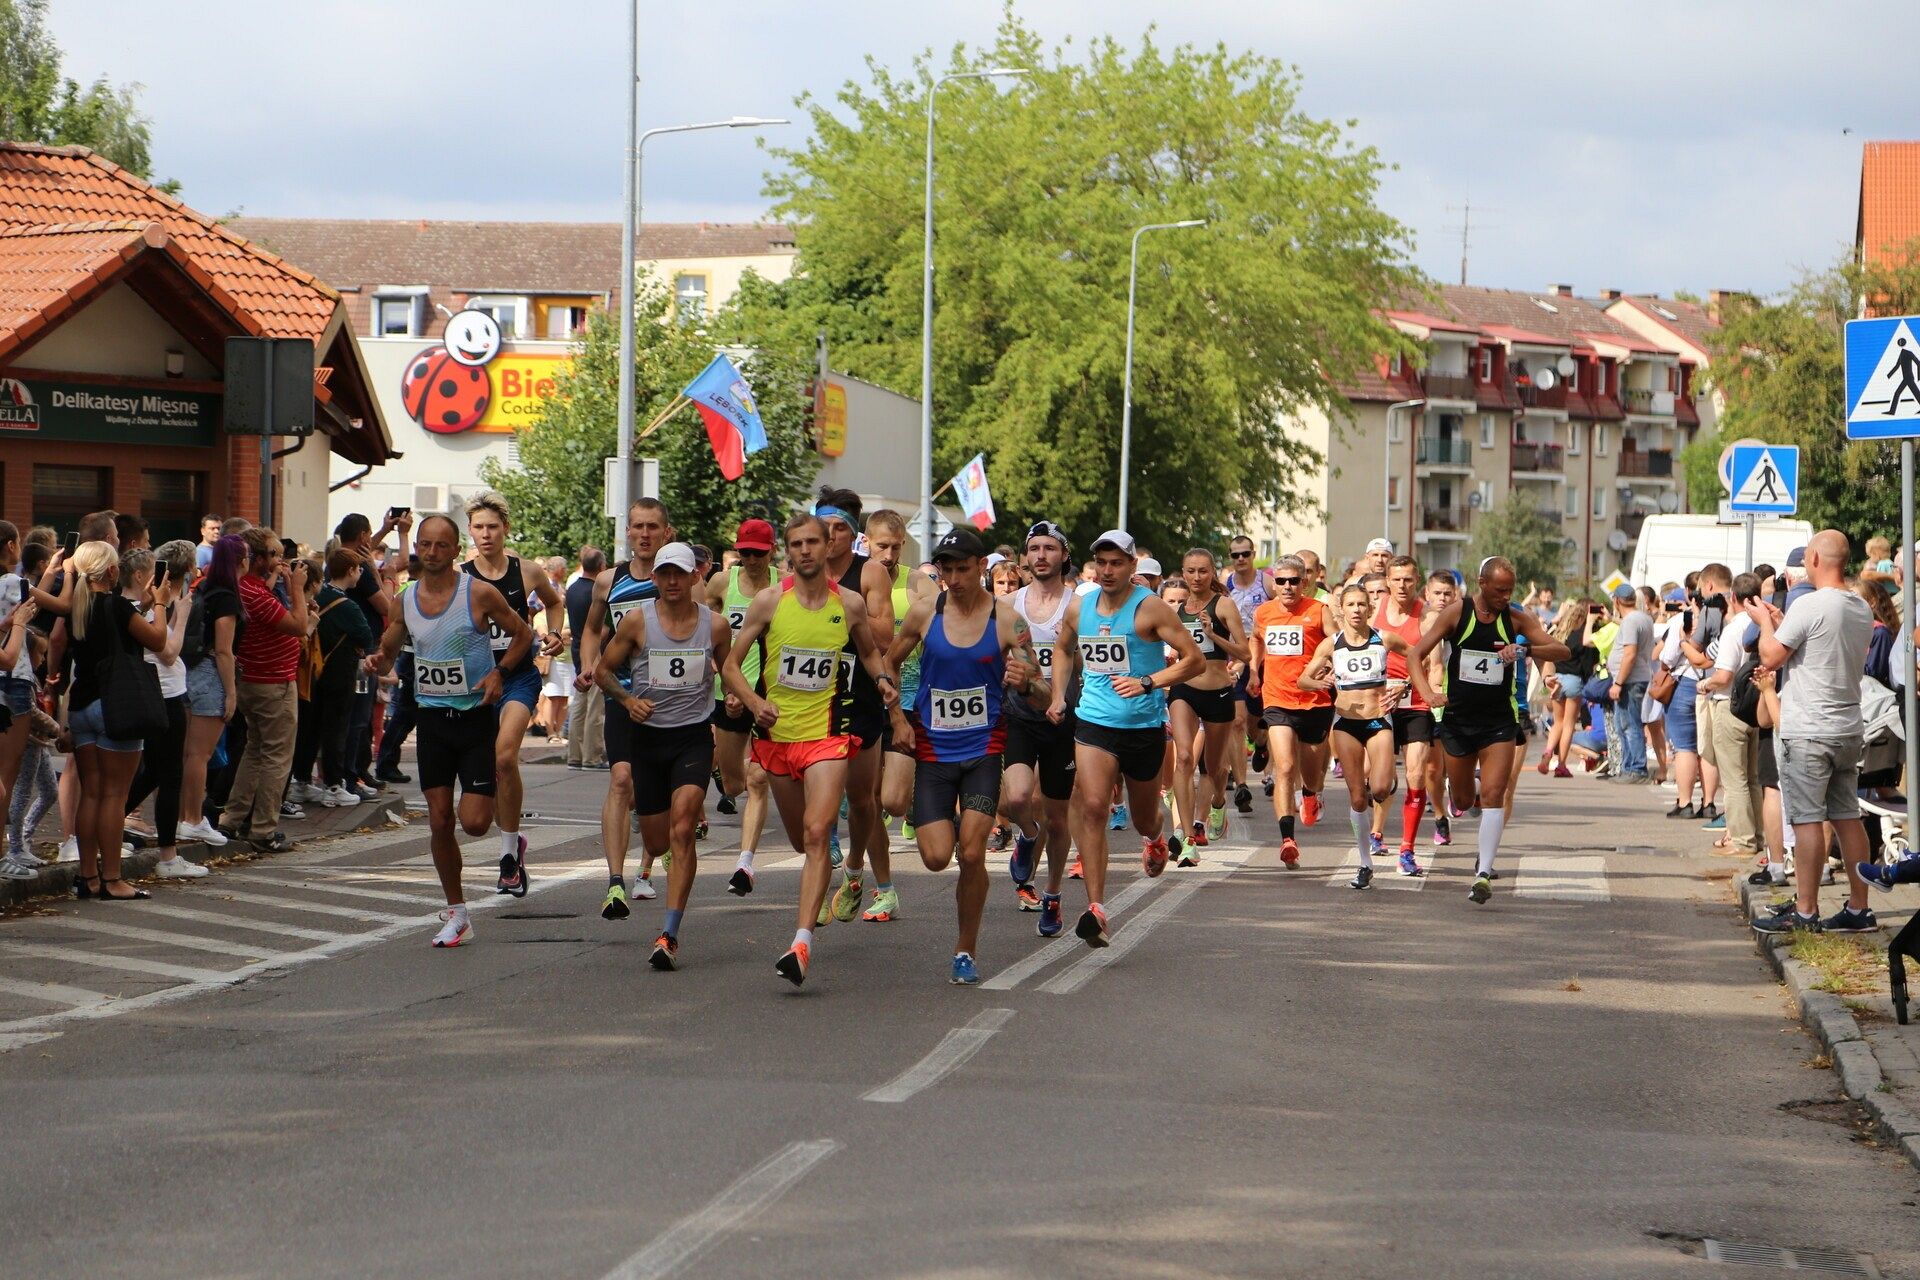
[1628,514,1815,589]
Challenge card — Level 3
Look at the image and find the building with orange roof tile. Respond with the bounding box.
[1857,140,1920,272]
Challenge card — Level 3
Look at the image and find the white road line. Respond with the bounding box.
[1325,849,1434,891]
[1040,880,1207,995]
[242,874,443,906]
[130,902,351,943]
[0,941,232,983]
[209,889,418,924]
[599,1138,841,1280]
[980,876,1162,991]
[862,1008,1015,1103]
[0,1032,60,1051]
[1514,853,1611,902]
[0,976,113,1008]
[40,917,292,960]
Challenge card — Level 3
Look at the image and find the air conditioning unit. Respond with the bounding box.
[412,483,448,513]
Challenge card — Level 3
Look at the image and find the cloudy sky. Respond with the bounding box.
[52,0,1919,297]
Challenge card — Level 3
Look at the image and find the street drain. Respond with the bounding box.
[1702,1238,1879,1275]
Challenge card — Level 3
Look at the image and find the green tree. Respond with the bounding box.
[1464,492,1566,593]
[0,0,167,185]
[1696,243,1920,545]
[480,285,818,558]
[722,9,1420,553]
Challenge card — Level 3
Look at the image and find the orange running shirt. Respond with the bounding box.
[1255,597,1331,710]
[1373,598,1429,712]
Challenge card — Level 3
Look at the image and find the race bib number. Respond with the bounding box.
[414,657,469,696]
[1079,637,1129,676]
[1264,624,1304,656]
[1036,644,1055,675]
[1459,652,1505,686]
[927,686,988,732]
[1336,648,1385,684]
[1188,623,1215,655]
[726,607,747,635]
[486,616,513,652]
[608,601,638,630]
[647,648,705,689]
[776,646,839,693]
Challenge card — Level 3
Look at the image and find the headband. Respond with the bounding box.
[813,504,854,528]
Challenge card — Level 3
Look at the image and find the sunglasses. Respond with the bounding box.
[1274,575,1301,585]
[738,547,770,556]
[1229,550,1253,559]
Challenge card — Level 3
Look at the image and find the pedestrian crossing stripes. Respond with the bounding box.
[1512,853,1611,902]
[1325,849,1435,890]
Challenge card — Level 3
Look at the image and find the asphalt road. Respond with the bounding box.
[3,755,1918,1280]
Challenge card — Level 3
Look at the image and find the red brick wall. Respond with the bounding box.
[2,437,255,525]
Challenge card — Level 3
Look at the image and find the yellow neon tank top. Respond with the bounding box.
[756,580,853,742]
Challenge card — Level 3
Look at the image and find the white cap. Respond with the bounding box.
[1365,537,1394,554]
[1091,529,1135,555]
[1137,556,1164,578]
[653,541,697,574]
[985,552,1007,569]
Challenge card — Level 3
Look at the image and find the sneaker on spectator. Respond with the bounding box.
[324,784,361,808]
[1821,905,1879,933]
[57,836,79,863]
[178,818,227,846]
[280,800,307,821]
[352,781,379,801]
[375,769,411,784]
[288,780,321,804]
[155,855,210,879]
[0,857,38,880]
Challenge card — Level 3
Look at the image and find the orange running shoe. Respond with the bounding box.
[1300,792,1322,828]
[775,941,810,986]
[1190,820,1209,848]
[1280,837,1300,867]
[1143,835,1169,878]
[1068,855,1083,880]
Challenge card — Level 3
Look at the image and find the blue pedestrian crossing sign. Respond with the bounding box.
[1727,443,1798,515]
[1845,315,1920,439]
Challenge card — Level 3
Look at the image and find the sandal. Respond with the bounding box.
[73,873,102,900]
[97,877,151,901]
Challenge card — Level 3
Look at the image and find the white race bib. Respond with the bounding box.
[1459,652,1506,686]
[646,648,705,689]
[1036,644,1055,675]
[776,646,839,693]
[726,607,747,635]
[927,686,988,732]
[1335,647,1386,685]
[1079,636,1129,676]
[1188,622,1216,655]
[608,601,639,630]
[486,616,513,652]
[1264,624,1304,656]
[414,657,470,696]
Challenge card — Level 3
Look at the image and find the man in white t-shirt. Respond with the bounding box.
[1698,571,1762,857]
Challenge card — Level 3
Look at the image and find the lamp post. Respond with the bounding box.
[1383,398,1424,544]
[920,67,1029,553]
[1118,218,1206,531]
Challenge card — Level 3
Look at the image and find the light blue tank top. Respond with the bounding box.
[1075,584,1166,730]
[404,573,495,711]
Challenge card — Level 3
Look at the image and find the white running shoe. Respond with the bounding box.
[431,910,471,948]
[179,819,227,846]
[0,858,38,881]
[57,836,79,864]
[632,877,657,900]
[324,784,361,808]
[155,855,210,879]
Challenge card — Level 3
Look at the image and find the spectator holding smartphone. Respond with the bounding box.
[124,540,201,878]
[219,527,309,852]
[178,534,245,846]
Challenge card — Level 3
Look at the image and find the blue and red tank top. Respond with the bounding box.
[911,594,1006,762]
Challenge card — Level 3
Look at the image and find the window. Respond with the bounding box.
[372,295,421,337]
[674,273,709,325]
[1594,424,1609,456]
[32,463,108,534]
[1479,413,1494,448]
[1388,353,1404,378]
[141,469,205,547]
[1477,348,1493,381]
[1259,538,1278,561]
[1666,365,1680,393]
[1564,487,1580,518]
[1388,476,1403,510]
[1387,408,1404,443]
[465,295,526,339]
[545,304,590,339]
[1476,479,1493,510]
[1592,487,1607,518]
[1567,422,1582,456]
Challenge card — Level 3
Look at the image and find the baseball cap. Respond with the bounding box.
[733,518,775,552]
[985,552,1007,569]
[1611,583,1635,602]
[653,542,697,574]
[1025,520,1069,550]
[933,527,987,563]
[1663,587,1687,604]
[1090,529,1135,555]
[1137,556,1164,578]
[1785,545,1806,569]
[1365,537,1394,554]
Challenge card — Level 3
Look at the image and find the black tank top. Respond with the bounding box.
[836,552,879,713]
[1444,599,1518,723]
[462,554,534,677]
[1176,594,1230,663]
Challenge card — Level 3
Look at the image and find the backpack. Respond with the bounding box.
[178,593,207,667]
[297,596,353,700]
[1729,652,1765,728]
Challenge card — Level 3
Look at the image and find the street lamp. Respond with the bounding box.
[1118,218,1206,531]
[920,66,1029,553]
[1383,398,1423,544]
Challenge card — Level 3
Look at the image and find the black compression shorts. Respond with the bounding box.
[911,754,1004,828]
[1436,716,1519,758]
[1074,720,1165,784]
[1261,704,1333,745]
[617,721,716,816]
[1168,683,1234,724]
[1005,714,1076,801]
[417,706,496,796]
[1392,708,1434,747]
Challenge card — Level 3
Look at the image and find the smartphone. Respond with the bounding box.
[61,531,78,554]
[386,506,411,523]
[153,560,171,587]
[280,538,298,560]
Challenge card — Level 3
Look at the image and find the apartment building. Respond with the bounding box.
[1256,283,1712,585]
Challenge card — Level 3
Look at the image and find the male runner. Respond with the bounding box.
[1295,549,1332,602]
[1422,570,1460,846]
[579,498,671,898]
[1373,555,1441,874]
[1360,537,1394,583]
[722,513,897,986]
[595,542,732,968]
[886,527,1043,983]
[1224,534,1273,814]
[1005,520,1078,932]
[364,515,531,947]
[1049,530,1204,946]
[865,509,936,848]
[1249,556,1337,866]
[1410,556,1569,903]
[461,490,564,898]
[707,518,776,895]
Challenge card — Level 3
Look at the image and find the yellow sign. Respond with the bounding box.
[475,352,568,434]
[817,381,847,457]
[1600,570,1629,598]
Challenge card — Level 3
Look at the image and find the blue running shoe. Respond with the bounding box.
[828,827,843,869]
[1860,855,1920,890]
[1010,833,1036,885]
[1397,850,1424,878]
[949,952,980,985]
[1369,832,1386,859]
[1038,893,1063,937]
[1109,802,1129,831]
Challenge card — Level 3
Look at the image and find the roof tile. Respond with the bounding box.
[1859,140,1920,268]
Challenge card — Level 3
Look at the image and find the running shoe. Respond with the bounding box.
[496,835,528,897]
[1468,873,1492,905]
[1860,855,1920,890]
[1234,783,1253,815]
[1279,837,1299,868]
[1665,803,1697,820]
[716,794,738,816]
[775,942,810,985]
[1109,802,1129,831]
[1174,842,1200,869]
[949,952,980,985]
[1330,760,1344,780]
[1822,905,1880,934]
[1300,793,1321,827]
[633,876,657,900]
[1068,856,1083,880]
[832,874,865,922]
[431,910,471,948]
[1009,833,1037,885]
[1207,806,1228,842]
[649,934,679,971]
[988,824,1012,852]
[1433,815,1452,848]
[155,856,210,880]
[1142,835,1170,878]
[280,800,306,821]
[694,819,709,841]
[1038,893,1063,937]
[1751,909,1820,935]
[1701,814,1727,831]
[1015,883,1041,911]
[1699,803,1720,822]
[1349,865,1373,890]
[828,828,843,868]
[1747,865,1788,887]
[1075,903,1110,948]
[600,879,632,918]
[860,884,900,923]
[1552,765,1572,779]
[1250,742,1269,773]
[0,857,37,881]
[1190,820,1209,848]
[728,867,756,896]
[1369,832,1386,859]
[900,819,916,841]
[1397,850,1424,878]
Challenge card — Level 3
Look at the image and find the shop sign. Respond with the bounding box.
[817,381,847,457]
[399,309,569,435]
[0,372,217,446]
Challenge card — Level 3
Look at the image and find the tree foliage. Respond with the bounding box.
[1695,243,1920,546]
[480,284,818,559]
[722,9,1420,553]
[0,0,167,186]
[1464,492,1566,594]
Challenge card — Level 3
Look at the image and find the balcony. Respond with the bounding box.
[1511,441,1565,473]
[1419,504,1471,533]
[1415,436,1472,467]
[1517,381,1568,410]
[1622,387,1676,416]
[1618,511,1648,539]
[1534,507,1564,525]
[1616,449,1674,478]
[1421,370,1477,403]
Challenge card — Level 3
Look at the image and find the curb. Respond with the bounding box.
[1736,877,1920,1171]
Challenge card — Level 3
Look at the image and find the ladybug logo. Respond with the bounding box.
[399,308,499,434]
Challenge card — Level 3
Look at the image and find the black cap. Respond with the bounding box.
[933,527,988,563]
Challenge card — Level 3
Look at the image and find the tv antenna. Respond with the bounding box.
[1442,197,1499,285]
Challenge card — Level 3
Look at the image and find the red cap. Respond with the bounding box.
[734,518,776,552]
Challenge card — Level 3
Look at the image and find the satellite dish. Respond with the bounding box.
[1658,492,1681,514]
[1556,355,1577,377]
[1468,491,1484,509]
[1534,367,1558,391]
[1607,530,1629,552]
[1562,538,1579,555]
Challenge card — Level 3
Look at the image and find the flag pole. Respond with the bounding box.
[930,476,957,501]
[636,394,690,441]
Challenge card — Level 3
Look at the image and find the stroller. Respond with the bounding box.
[1855,680,1916,1019]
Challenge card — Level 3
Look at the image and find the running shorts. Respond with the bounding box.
[417,706,497,795]
[1233,663,1256,704]
[1005,714,1076,801]
[1074,720,1165,784]
[752,735,855,778]
[495,666,541,715]
[1168,683,1234,724]
[849,703,886,753]
[1391,708,1434,747]
[911,754,1004,828]
[1333,715,1391,746]
[624,721,716,816]
[1436,716,1519,758]
[1261,704,1333,745]
[710,696,754,734]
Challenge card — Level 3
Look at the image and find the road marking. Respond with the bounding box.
[209,889,418,924]
[1325,849,1435,890]
[1040,880,1208,995]
[0,1032,60,1051]
[131,902,351,943]
[242,874,444,906]
[862,1009,1015,1103]
[0,976,113,1008]
[599,1138,841,1280]
[1514,853,1611,902]
[980,876,1162,991]
[0,941,232,983]
[40,916,293,960]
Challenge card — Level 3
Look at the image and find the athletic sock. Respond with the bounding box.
[1279,815,1295,841]
[1476,807,1506,876]
[793,927,813,949]
[873,880,891,895]
[500,829,519,859]
[663,908,684,939]
[1402,788,1427,849]
[737,850,756,871]
[449,902,469,922]
[1350,807,1373,867]
[608,873,622,887]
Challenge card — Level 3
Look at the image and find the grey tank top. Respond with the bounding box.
[626,601,715,729]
